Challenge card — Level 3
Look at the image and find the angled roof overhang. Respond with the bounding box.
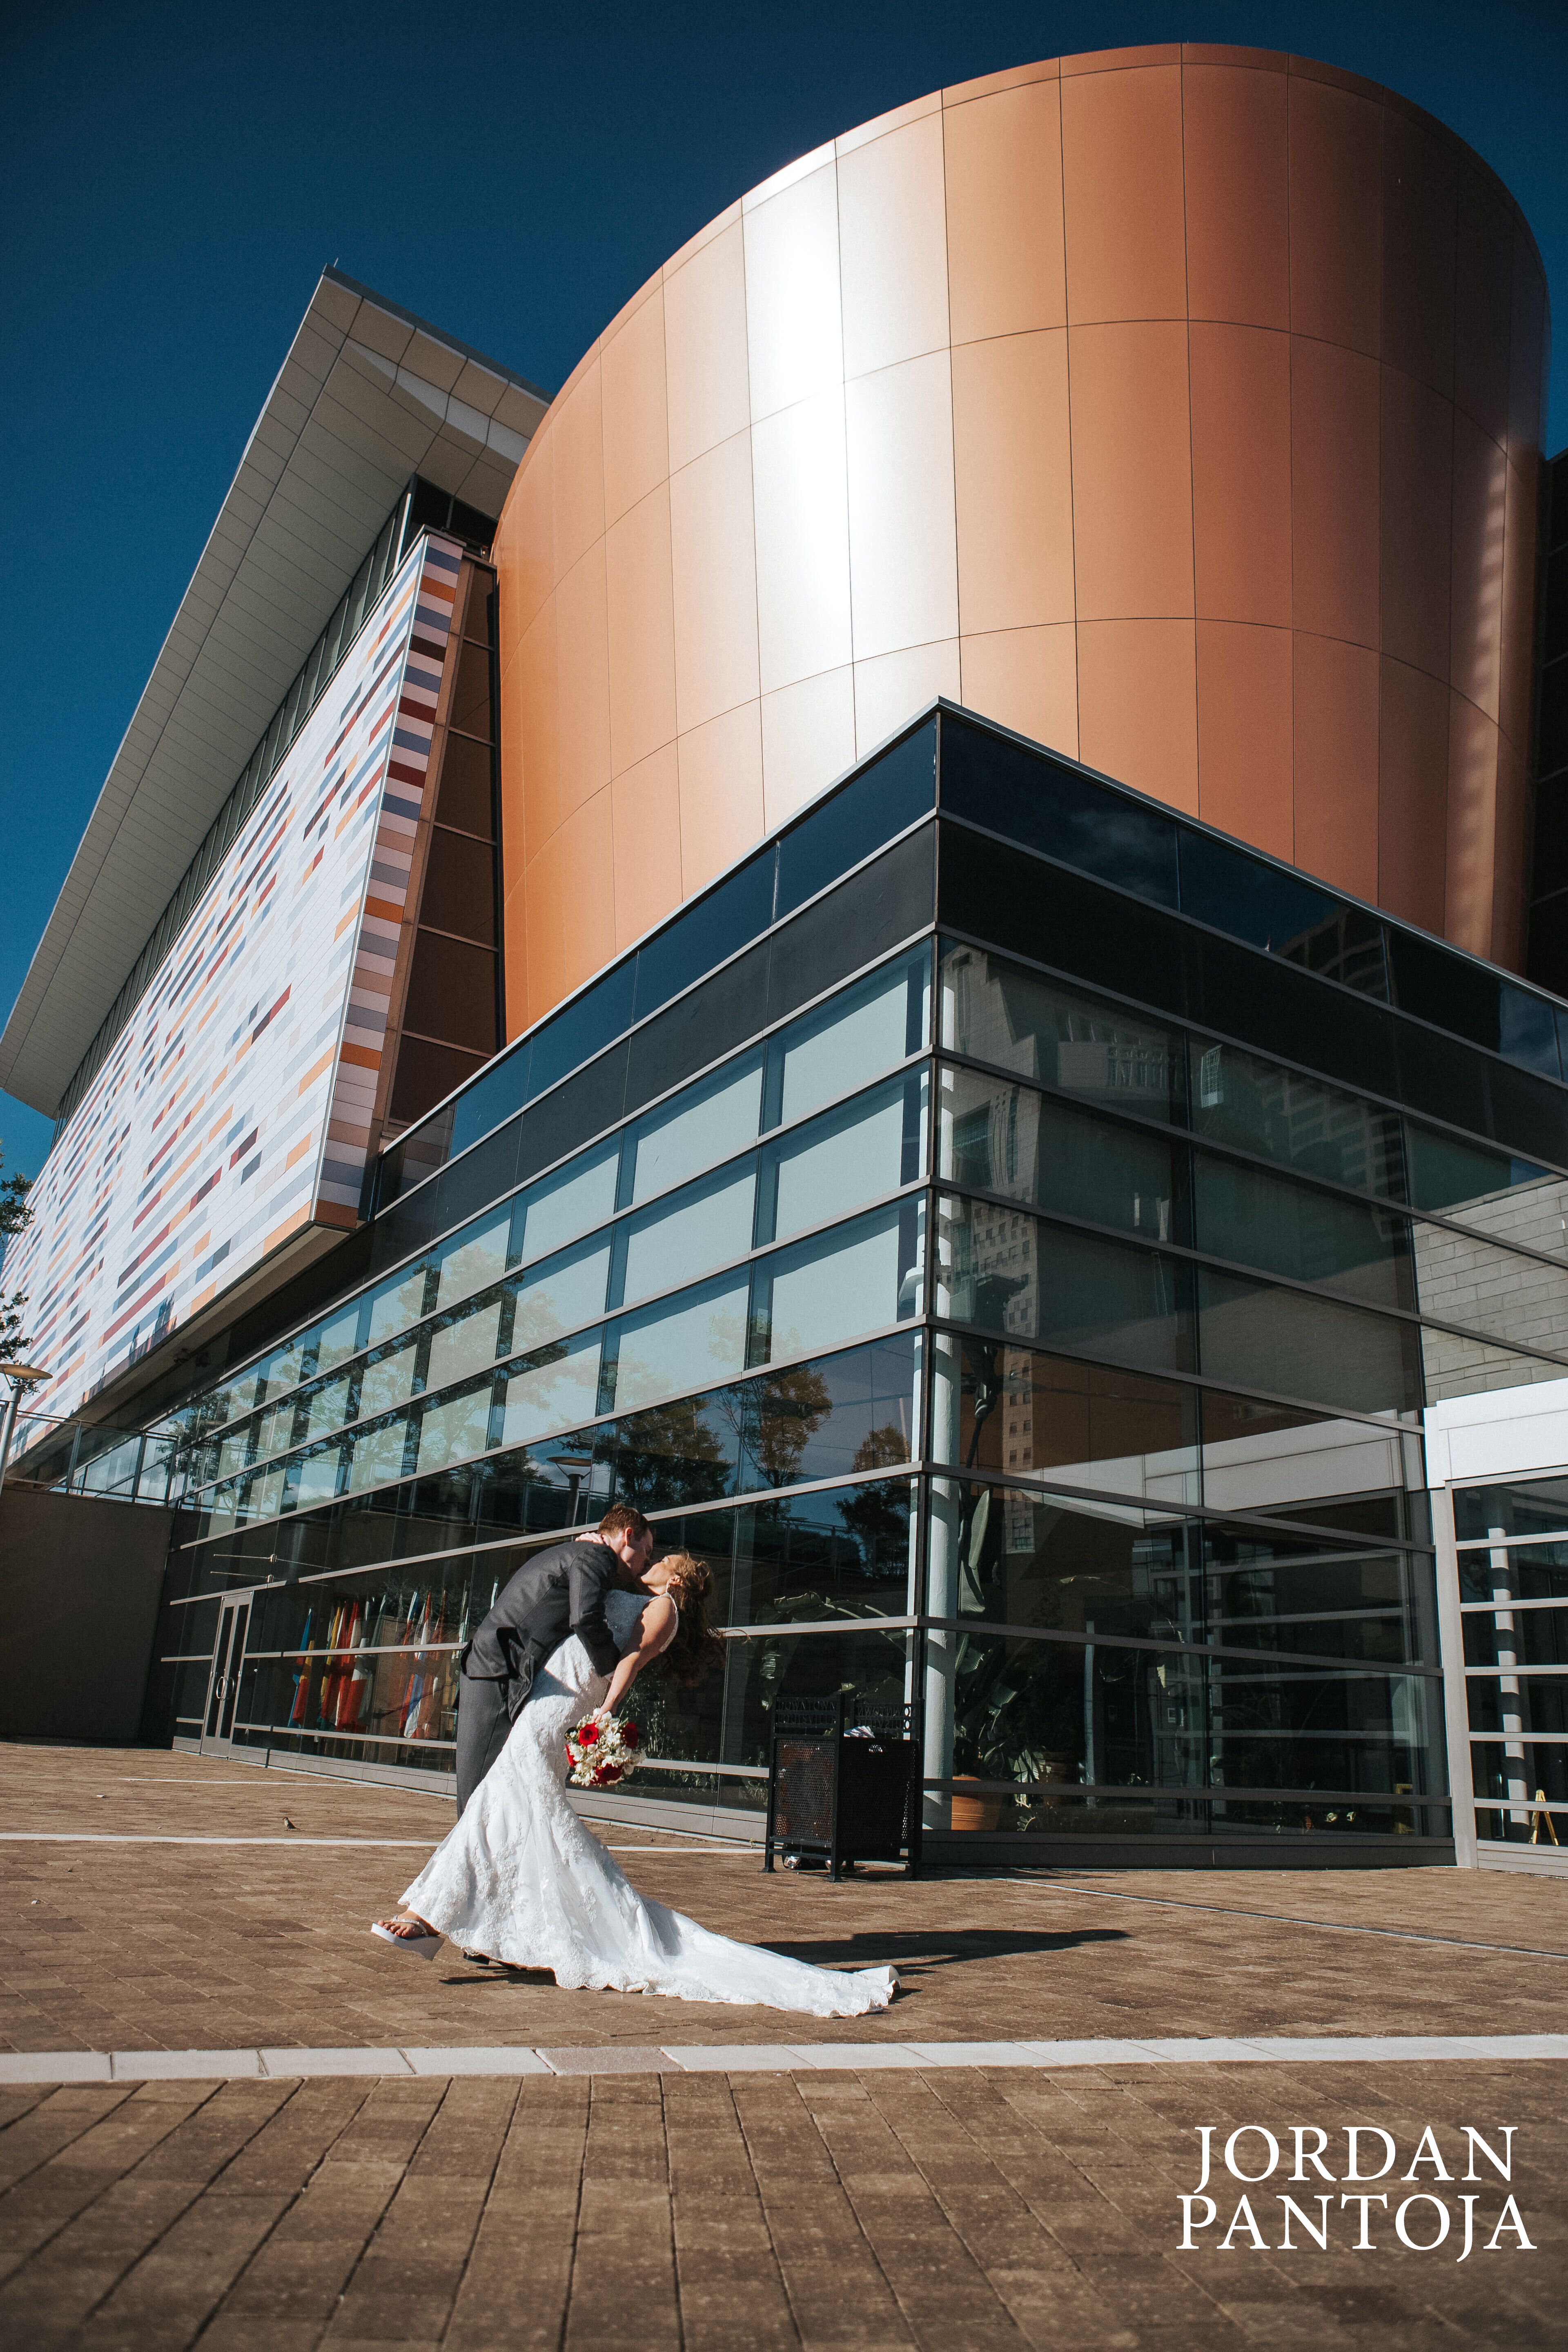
[0,268,549,1118]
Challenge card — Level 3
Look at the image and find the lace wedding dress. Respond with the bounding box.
[398,1589,898,2017]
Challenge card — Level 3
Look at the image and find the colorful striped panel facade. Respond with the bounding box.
[12,533,464,1424]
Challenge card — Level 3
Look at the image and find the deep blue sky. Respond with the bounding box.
[2,0,1564,1185]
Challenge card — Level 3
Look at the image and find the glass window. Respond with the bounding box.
[255,1395,299,1462]
[1459,1544,1568,1603]
[942,944,1181,1118]
[1203,1523,1439,1666]
[710,1482,915,1629]
[290,1446,343,1511]
[631,852,775,1022]
[938,1195,1195,1374]
[508,1238,612,1356]
[243,1464,287,1523]
[313,1304,363,1377]
[416,1381,496,1477]
[499,1335,603,1448]
[1178,828,1341,959]
[359,1339,421,1421]
[1403,1122,1554,1220]
[1472,1742,1568,1823]
[775,722,935,921]
[1189,1035,1405,1199]
[1462,1610,1568,1669]
[1466,1675,1568,1736]
[773,952,926,1130]
[624,1057,763,1207]
[1200,1388,1418,1529]
[516,1141,618,1266]
[216,1426,254,1481]
[595,1392,740,1511]
[940,1339,1199,1505]
[434,1213,510,1311]
[719,1623,912,1771]
[368,1263,432,1350]
[343,1415,408,1495]
[938,1482,1193,1645]
[619,1166,756,1309]
[940,713,1180,906]
[1192,1151,1414,1310]
[940,1064,1184,1244]
[762,1074,921,1248]
[301,1374,353,1443]
[758,1204,914,1366]
[1197,1267,1421,1417]
[1455,1479,1568,1542]
[611,1273,751,1414]
[426,1296,504,1393]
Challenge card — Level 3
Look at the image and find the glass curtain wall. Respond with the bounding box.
[145,706,1568,1854]
[1452,1478,1568,1848]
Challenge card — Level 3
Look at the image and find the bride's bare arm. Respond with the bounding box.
[601,1592,676,1714]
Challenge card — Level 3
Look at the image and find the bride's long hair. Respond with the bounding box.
[652,1552,725,1686]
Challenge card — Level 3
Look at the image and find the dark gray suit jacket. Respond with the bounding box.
[461,1536,624,1719]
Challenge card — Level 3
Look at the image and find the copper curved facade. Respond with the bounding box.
[494,43,1550,1034]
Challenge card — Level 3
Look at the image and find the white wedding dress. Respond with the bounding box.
[399,1589,898,2017]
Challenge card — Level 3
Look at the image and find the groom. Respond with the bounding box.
[453,1502,655,1815]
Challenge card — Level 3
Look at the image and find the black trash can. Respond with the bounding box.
[763,1693,921,1879]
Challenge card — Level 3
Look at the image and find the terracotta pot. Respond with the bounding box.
[951,1775,1002,1833]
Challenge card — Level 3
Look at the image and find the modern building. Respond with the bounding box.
[3,47,1564,1871]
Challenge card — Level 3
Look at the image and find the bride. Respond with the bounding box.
[372,1552,899,2018]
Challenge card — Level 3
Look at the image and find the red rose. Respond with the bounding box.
[622,1722,639,1745]
[580,1721,599,1744]
[602,1765,622,1783]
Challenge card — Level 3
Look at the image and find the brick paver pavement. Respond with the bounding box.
[2,1744,1565,2346]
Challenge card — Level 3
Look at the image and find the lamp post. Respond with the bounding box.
[0,1363,50,1502]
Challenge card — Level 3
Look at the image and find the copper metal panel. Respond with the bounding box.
[1452,168,1514,448]
[1287,76,1382,358]
[1077,619,1199,813]
[1196,620,1294,857]
[1445,691,1503,959]
[1189,323,1291,626]
[959,623,1078,761]
[600,285,669,526]
[1448,409,1508,725]
[1182,63,1289,330]
[1378,366,1453,683]
[1499,454,1539,753]
[669,428,761,734]
[1061,63,1187,324]
[677,702,766,891]
[1061,43,1180,75]
[1290,336,1379,649]
[1380,109,1457,399]
[502,877,530,1040]
[1292,632,1379,901]
[1068,322,1194,621]
[492,44,1544,1023]
[1378,657,1450,935]
[550,360,606,580]
[751,390,854,694]
[951,330,1074,634]
[837,113,951,378]
[761,668,857,831]
[853,639,960,752]
[604,484,677,777]
[742,160,843,423]
[611,743,683,952]
[553,540,612,817]
[663,219,751,472]
[943,81,1067,344]
[844,352,959,662]
[544,788,618,1002]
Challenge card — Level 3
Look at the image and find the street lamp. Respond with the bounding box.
[0,1363,50,1502]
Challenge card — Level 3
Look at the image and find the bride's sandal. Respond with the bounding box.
[371,1913,442,1961]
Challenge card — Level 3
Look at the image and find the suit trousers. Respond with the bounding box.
[454,1669,512,1816]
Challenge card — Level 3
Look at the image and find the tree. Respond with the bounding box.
[0,1146,32,1362]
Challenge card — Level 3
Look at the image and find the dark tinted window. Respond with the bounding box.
[774,722,935,920]
[528,962,637,1098]
[1192,1150,1415,1310]
[631,852,774,1020]
[941,1065,1188,1245]
[420,830,495,945]
[1196,1267,1422,1417]
[940,824,1188,1016]
[449,639,494,739]
[1388,929,1503,1054]
[447,1045,530,1161]
[767,828,935,1025]
[1190,1034,1405,1197]
[403,933,498,1056]
[941,943,1184,1119]
[435,735,494,837]
[1177,827,1339,957]
[940,713,1179,906]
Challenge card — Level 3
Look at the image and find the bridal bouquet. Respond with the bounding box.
[566,1713,642,1788]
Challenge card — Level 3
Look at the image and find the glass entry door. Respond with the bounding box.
[201,1595,251,1754]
